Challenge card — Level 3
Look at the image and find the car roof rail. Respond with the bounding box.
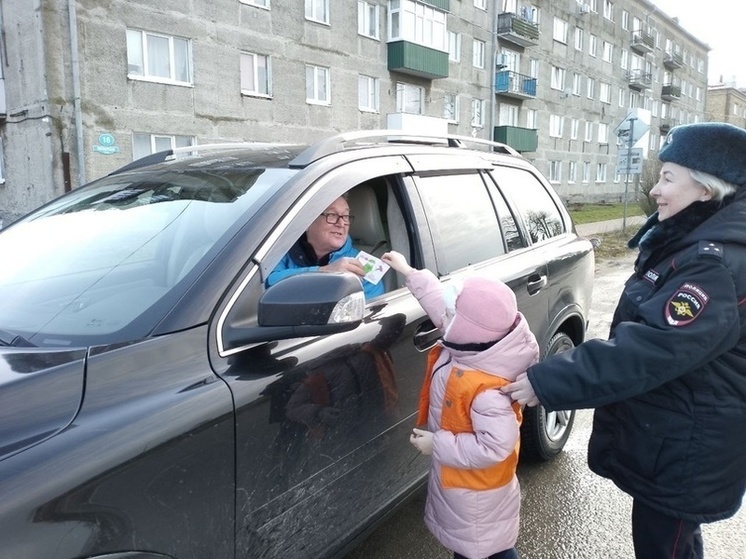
[289,129,519,168]
[108,149,174,175]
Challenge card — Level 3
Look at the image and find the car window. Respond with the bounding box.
[486,179,526,252]
[490,166,566,244]
[416,172,504,275]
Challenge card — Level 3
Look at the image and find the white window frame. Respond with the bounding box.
[240,0,270,8]
[471,98,485,128]
[571,118,579,140]
[548,161,562,183]
[596,163,607,183]
[568,161,577,183]
[132,133,195,161]
[597,123,609,144]
[582,161,591,183]
[572,73,582,96]
[574,27,583,51]
[587,77,595,99]
[358,74,380,113]
[388,0,448,52]
[396,82,425,114]
[358,1,380,39]
[126,29,193,85]
[526,108,538,129]
[553,17,568,44]
[589,34,597,57]
[240,52,272,97]
[549,114,564,138]
[443,93,460,123]
[474,0,487,10]
[551,66,566,91]
[584,122,593,142]
[603,0,614,21]
[473,39,486,69]
[306,65,331,105]
[305,0,329,24]
[448,31,461,62]
[599,82,611,104]
[622,9,629,30]
[602,41,613,63]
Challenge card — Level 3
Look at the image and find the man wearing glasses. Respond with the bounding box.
[266,196,385,300]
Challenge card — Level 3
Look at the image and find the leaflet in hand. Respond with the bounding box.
[357,251,390,285]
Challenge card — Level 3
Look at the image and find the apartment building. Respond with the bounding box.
[706,84,746,128]
[0,0,710,224]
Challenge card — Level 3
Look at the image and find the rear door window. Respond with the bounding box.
[415,172,504,275]
[490,166,566,243]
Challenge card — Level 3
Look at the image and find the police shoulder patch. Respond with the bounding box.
[665,282,710,326]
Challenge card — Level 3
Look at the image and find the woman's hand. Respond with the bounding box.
[381,251,416,276]
[321,257,365,276]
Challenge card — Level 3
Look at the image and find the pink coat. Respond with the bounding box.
[407,269,540,559]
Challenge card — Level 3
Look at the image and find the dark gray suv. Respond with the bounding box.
[0,130,594,559]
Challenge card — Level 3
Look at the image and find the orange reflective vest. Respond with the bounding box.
[417,346,522,490]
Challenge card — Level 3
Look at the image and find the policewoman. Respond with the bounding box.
[503,122,746,559]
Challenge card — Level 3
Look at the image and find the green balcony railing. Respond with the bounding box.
[661,84,682,100]
[388,40,449,80]
[493,125,538,153]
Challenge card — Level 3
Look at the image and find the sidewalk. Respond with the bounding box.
[575,215,646,237]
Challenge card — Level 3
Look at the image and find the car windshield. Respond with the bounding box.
[0,166,296,347]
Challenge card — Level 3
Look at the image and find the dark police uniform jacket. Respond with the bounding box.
[528,190,746,523]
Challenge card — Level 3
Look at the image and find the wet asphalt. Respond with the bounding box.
[347,250,746,559]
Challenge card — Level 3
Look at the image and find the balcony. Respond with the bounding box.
[659,119,676,134]
[630,29,654,55]
[627,69,652,91]
[661,84,681,101]
[493,125,538,153]
[496,12,540,48]
[663,51,684,70]
[387,41,449,80]
[494,70,537,100]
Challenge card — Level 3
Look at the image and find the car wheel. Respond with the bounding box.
[519,331,576,462]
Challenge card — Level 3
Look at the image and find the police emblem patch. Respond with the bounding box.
[665,282,709,326]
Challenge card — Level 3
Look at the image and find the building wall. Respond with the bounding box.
[0,0,713,224]
[706,86,746,128]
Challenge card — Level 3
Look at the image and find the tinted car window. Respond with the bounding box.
[491,166,565,243]
[487,181,526,252]
[416,173,503,274]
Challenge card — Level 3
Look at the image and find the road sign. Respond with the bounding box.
[617,147,643,175]
[613,109,651,144]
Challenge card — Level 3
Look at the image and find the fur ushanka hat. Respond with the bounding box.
[659,122,746,187]
[442,276,518,345]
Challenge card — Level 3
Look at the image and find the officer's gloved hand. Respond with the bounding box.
[501,372,540,407]
[410,428,434,455]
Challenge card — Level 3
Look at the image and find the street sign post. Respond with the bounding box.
[616,147,643,175]
[614,110,651,231]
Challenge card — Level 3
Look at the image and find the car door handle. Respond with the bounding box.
[413,320,441,352]
[527,273,547,295]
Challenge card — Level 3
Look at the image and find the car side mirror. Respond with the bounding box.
[222,273,365,348]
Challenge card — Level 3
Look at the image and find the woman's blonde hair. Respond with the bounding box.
[689,169,737,201]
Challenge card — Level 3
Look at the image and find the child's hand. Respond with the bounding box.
[409,428,434,455]
[381,251,416,276]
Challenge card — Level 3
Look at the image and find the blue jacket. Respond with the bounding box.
[266,235,384,300]
[528,192,746,524]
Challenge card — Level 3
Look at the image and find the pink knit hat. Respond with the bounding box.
[443,276,518,345]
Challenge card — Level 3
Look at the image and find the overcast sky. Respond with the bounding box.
[651,0,743,86]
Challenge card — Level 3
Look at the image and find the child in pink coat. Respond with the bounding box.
[382,251,540,559]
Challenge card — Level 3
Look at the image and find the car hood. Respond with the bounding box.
[0,347,86,460]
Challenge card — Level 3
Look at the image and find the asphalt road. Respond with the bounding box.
[347,251,746,558]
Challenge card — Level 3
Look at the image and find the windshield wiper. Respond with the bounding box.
[0,329,36,347]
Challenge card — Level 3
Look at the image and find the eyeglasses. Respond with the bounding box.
[320,212,355,225]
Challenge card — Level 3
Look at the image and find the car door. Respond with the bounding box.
[208,156,434,559]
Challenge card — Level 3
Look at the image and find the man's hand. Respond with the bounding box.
[501,373,540,407]
[321,257,365,276]
[381,251,416,276]
[410,428,434,455]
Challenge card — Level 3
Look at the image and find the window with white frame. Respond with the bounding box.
[584,121,593,142]
[473,39,486,69]
[572,73,582,96]
[240,52,271,97]
[582,161,591,183]
[548,161,562,183]
[501,104,519,126]
[358,75,379,112]
[599,82,611,104]
[448,31,461,62]
[587,78,595,99]
[358,1,379,39]
[551,66,566,90]
[597,123,609,144]
[306,65,330,105]
[132,133,194,161]
[0,142,5,185]
[620,48,629,70]
[549,114,564,138]
[596,163,607,182]
[305,0,329,24]
[126,29,192,85]
[574,28,583,51]
[649,133,658,150]
[589,34,597,57]
[568,161,577,183]
[474,0,487,10]
[443,93,459,122]
[388,0,447,52]
[526,108,538,129]
[471,98,485,127]
[529,58,539,78]
[553,17,568,44]
[602,41,613,63]
[240,0,269,7]
[396,82,424,114]
[618,88,626,107]
[571,118,579,139]
[589,0,598,12]
[622,9,629,30]
[603,0,614,21]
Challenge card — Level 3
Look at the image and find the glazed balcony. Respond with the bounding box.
[630,29,654,55]
[659,119,676,134]
[661,84,681,101]
[663,51,684,70]
[627,69,652,91]
[496,12,540,48]
[493,125,538,153]
[388,41,449,80]
[494,70,537,100]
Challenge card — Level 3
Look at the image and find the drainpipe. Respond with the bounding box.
[67,0,85,186]
[489,4,499,144]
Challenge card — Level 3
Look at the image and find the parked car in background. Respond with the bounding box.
[0,130,594,558]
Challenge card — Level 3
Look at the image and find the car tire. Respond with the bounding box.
[519,331,576,462]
